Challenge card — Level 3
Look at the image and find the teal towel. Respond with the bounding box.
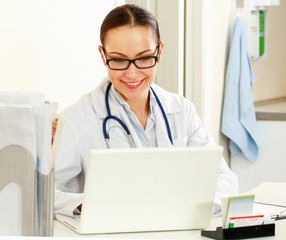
[221,18,259,162]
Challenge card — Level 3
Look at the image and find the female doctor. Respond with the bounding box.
[54,4,238,217]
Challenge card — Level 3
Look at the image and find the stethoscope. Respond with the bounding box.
[103,82,173,148]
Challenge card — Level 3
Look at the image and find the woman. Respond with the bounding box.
[54,4,238,217]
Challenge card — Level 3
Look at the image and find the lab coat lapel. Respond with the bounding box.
[155,107,173,147]
[90,78,181,148]
[151,92,173,148]
[150,83,181,148]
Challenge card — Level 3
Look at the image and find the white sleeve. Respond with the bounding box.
[214,157,238,206]
[54,115,85,217]
[54,190,83,217]
[186,101,238,209]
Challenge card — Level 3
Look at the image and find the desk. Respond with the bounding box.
[53,217,219,239]
[1,183,286,239]
[52,183,286,239]
[54,216,286,240]
[0,210,285,239]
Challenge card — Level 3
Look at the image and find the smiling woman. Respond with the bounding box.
[54,4,238,218]
[98,25,162,121]
[97,4,162,118]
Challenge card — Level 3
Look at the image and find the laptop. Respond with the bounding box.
[56,146,223,234]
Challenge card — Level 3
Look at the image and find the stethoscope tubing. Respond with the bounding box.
[150,86,173,145]
[103,82,173,148]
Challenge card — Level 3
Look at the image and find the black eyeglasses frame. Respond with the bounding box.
[102,45,160,71]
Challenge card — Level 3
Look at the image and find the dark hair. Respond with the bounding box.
[100,4,160,47]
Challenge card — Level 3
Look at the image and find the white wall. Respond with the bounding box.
[0,0,115,112]
[185,0,234,163]
[125,0,185,96]
[225,0,286,103]
[252,1,286,101]
[155,0,185,96]
[213,0,284,164]
[211,1,233,163]
[5,0,280,168]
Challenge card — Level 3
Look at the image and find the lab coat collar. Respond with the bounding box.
[110,83,157,118]
[89,78,115,119]
[89,77,180,148]
[110,84,130,110]
[150,83,181,114]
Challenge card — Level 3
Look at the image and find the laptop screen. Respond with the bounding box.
[74,146,222,234]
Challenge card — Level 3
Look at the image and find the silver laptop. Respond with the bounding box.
[56,146,222,234]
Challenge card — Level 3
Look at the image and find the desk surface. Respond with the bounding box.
[53,201,286,239]
[0,214,285,239]
[54,218,209,239]
[54,217,286,240]
[2,183,286,239]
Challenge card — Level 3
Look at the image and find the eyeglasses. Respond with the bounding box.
[103,45,159,70]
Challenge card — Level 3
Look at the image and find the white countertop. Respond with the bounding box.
[255,97,286,120]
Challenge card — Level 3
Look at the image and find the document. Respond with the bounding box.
[0,104,37,160]
[0,92,53,236]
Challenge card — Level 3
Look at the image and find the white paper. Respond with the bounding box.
[0,105,37,160]
[0,92,53,236]
[222,195,255,228]
[253,202,286,217]
[33,104,52,175]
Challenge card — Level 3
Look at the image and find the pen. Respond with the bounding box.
[271,211,286,221]
[273,215,286,221]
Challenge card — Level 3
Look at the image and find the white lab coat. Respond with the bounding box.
[54,78,238,217]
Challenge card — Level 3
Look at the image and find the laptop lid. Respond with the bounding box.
[58,146,222,234]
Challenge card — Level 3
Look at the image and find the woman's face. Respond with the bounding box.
[99,25,163,105]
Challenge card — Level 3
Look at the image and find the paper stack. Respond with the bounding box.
[0,92,54,236]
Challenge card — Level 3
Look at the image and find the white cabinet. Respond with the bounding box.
[231,99,286,193]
